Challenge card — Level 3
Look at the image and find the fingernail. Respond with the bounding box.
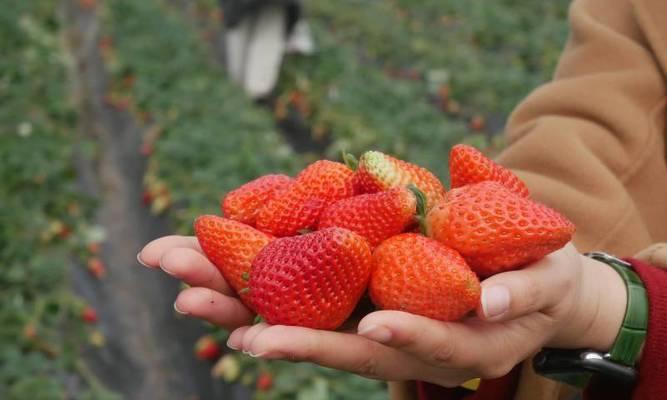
[137,252,149,267]
[481,285,510,319]
[247,350,267,358]
[358,324,392,343]
[173,301,189,315]
[226,338,240,351]
[160,262,176,276]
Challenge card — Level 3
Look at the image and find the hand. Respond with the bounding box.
[226,244,628,387]
[137,235,254,330]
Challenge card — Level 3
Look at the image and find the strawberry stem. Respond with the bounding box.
[342,151,359,170]
[407,184,428,236]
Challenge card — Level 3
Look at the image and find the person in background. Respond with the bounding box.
[220,0,314,99]
[139,0,667,398]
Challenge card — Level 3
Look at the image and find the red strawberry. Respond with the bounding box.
[354,151,446,209]
[87,242,101,255]
[256,372,273,391]
[194,216,272,298]
[141,190,153,206]
[449,144,529,197]
[222,174,293,226]
[139,143,153,157]
[81,306,98,324]
[23,323,37,340]
[255,161,355,237]
[79,0,96,10]
[425,181,575,277]
[318,187,417,247]
[195,335,221,361]
[87,257,106,279]
[469,115,486,131]
[370,233,480,321]
[249,228,372,329]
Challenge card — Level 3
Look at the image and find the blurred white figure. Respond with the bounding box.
[221,0,315,99]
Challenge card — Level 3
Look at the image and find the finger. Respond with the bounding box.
[477,245,579,322]
[139,235,202,267]
[227,325,251,351]
[357,311,478,368]
[160,247,233,295]
[240,323,271,355]
[174,287,254,330]
[358,310,553,378]
[243,324,432,381]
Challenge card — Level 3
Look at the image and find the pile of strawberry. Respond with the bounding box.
[194,145,575,330]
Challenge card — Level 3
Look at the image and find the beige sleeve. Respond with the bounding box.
[497,0,667,255]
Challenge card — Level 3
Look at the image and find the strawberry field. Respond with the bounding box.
[2,0,569,399]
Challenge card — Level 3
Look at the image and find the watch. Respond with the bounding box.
[533,251,648,388]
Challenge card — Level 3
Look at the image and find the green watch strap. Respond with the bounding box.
[585,252,648,366]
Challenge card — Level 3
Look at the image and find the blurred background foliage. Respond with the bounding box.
[1,0,569,398]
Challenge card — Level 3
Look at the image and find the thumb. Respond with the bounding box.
[476,249,577,322]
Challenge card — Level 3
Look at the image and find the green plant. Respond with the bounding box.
[0,2,117,398]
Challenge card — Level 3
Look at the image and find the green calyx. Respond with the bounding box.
[342,151,359,170]
[407,184,428,236]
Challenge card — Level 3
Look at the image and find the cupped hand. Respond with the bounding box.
[137,235,254,330]
[225,244,628,387]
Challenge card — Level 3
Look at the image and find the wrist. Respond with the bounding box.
[535,253,647,388]
[551,255,627,351]
[577,256,629,352]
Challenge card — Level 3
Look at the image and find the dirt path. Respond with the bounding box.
[59,1,246,399]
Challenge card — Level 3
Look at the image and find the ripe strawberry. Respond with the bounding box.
[98,36,113,52]
[425,181,575,277]
[139,143,153,157]
[318,187,417,247]
[81,306,98,324]
[449,144,529,198]
[195,335,221,361]
[55,222,71,239]
[370,233,480,321]
[23,323,37,340]
[469,115,486,131]
[222,174,293,226]
[194,216,272,298]
[249,228,372,329]
[141,190,153,206]
[79,0,96,10]
[354,151,446,209]
[87,257,106,279]
[256,372,274,391]
[255,161,355,237]
[87,242,101,255]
